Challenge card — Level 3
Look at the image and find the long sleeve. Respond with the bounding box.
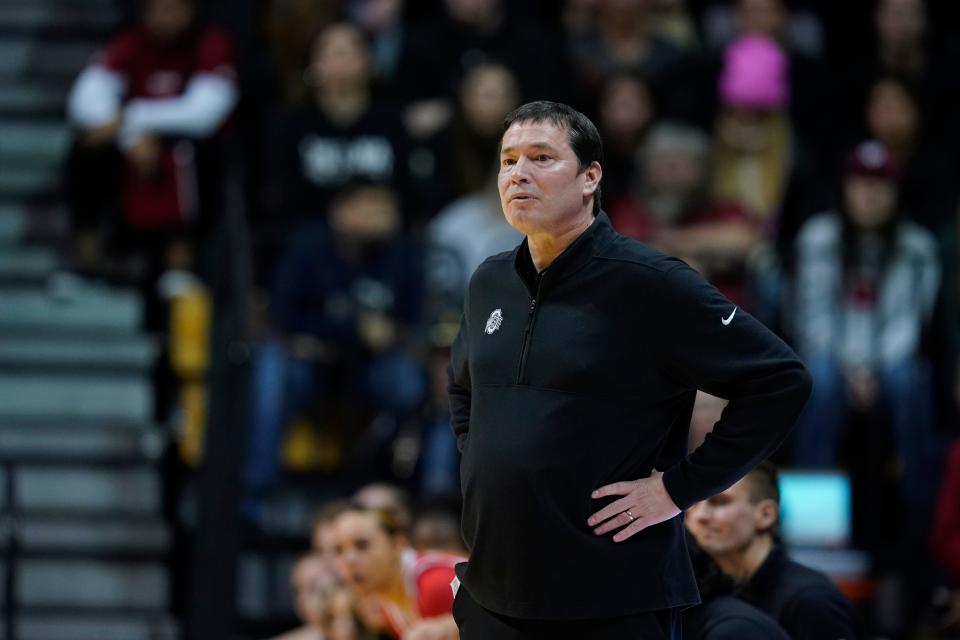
[119,72,237,143]
[67,64,125,127]
[447,300,471,452]
[792,213,841,357]
[657,263,812,509]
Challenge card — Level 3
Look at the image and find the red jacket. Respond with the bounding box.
[932,441,960,582]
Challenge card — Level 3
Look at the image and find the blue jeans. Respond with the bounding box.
[793,354,940,511]
[243,337,426,495]
[419,413,460,497]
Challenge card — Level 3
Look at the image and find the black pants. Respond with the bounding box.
[453,586,681,640]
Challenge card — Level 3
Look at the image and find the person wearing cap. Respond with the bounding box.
[791,140,942,515]
[711,35,828,251]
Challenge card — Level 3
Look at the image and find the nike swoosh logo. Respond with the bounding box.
[722,307,737,326]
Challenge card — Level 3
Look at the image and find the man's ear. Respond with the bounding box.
[755,499,779,533]
[583,161,602,196]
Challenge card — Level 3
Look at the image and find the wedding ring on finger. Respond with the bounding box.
[624,510,636,522]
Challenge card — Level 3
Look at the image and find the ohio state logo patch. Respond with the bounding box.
[485,309,503,335]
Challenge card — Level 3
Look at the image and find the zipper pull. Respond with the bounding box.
[529,299,536,314]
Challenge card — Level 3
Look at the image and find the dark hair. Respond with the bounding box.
[311,498,352,531]
[343,504,407,538]
[745,461,782,540]
[745,461,780,505]
[501,100,604,215]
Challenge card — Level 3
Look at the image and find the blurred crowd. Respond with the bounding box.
[61,0,960,637]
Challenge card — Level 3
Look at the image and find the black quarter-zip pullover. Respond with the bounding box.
[448,212,812,620]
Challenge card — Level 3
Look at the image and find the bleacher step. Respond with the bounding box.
[12,516,170,555]
[0,246,58,282]
[0,282,143,333]
[14,613,179,640]
[0,121,71,168]
[0,4,121,35]
[0,83,66,117]
[0,374,152,421]
[0,40,99,78]
[4,465,161,513]
[17,558,170,609]
[0,335,158,371]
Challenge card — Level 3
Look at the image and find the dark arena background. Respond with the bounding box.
[2,0,960,638]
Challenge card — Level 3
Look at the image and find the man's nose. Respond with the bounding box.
[511,156,532,182]
[689,502,711,521]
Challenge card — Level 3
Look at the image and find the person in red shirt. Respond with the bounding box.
[68,0,237,231]
[65,0,237,330]
[608,121,758,309]
[932,441,960,631]
[330,506,462,640]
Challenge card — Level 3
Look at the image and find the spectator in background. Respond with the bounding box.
[649,0,700,51]
[352,482,413,533]
[701,0,826,59]
[711,35,828,260]
[791,141,941,518]
[702,0,834,171]
[445,63,522,199]
[686,462,861,640]
[596,71,656,205]
[712,35,796,237]
[330,507,462,639]
[566,0,686,109]
[838,0,960,144]
[427,173,521,304]
[262,0,343,108]
[682,533,791,640]
[409,62,522,219]
[932,441,960,634]
[65,0,237,323]
[411,506,467,555]
[265,23,411,234]
[397,0,565,141]
[312,500,354,560]
[861,74,958,231]
[609,121,757,309]
[269,553,342,640]
[243,185,426,512]
[345,0,406,90]
[405,338,463,500]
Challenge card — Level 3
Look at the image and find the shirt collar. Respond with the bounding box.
[513,211,615,291]
[742,544,785,595]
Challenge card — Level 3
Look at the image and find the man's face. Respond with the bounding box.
[876,0,926,50]
[686,478,773,557]
[601,77,653,142]
[292,556,333,627]
[497,120,600,236]
[738,0,786,40]
[868,80,918,146]
[144,0,194,42]
[329,188,400,243]
[844,176,897,230]
[311,25,370,88]
[330,511,402,595]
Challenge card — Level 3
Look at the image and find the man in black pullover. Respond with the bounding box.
[447,101,812,639]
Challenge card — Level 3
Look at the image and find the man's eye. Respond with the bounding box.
[502,158,515,166]
[537,154,551,161]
